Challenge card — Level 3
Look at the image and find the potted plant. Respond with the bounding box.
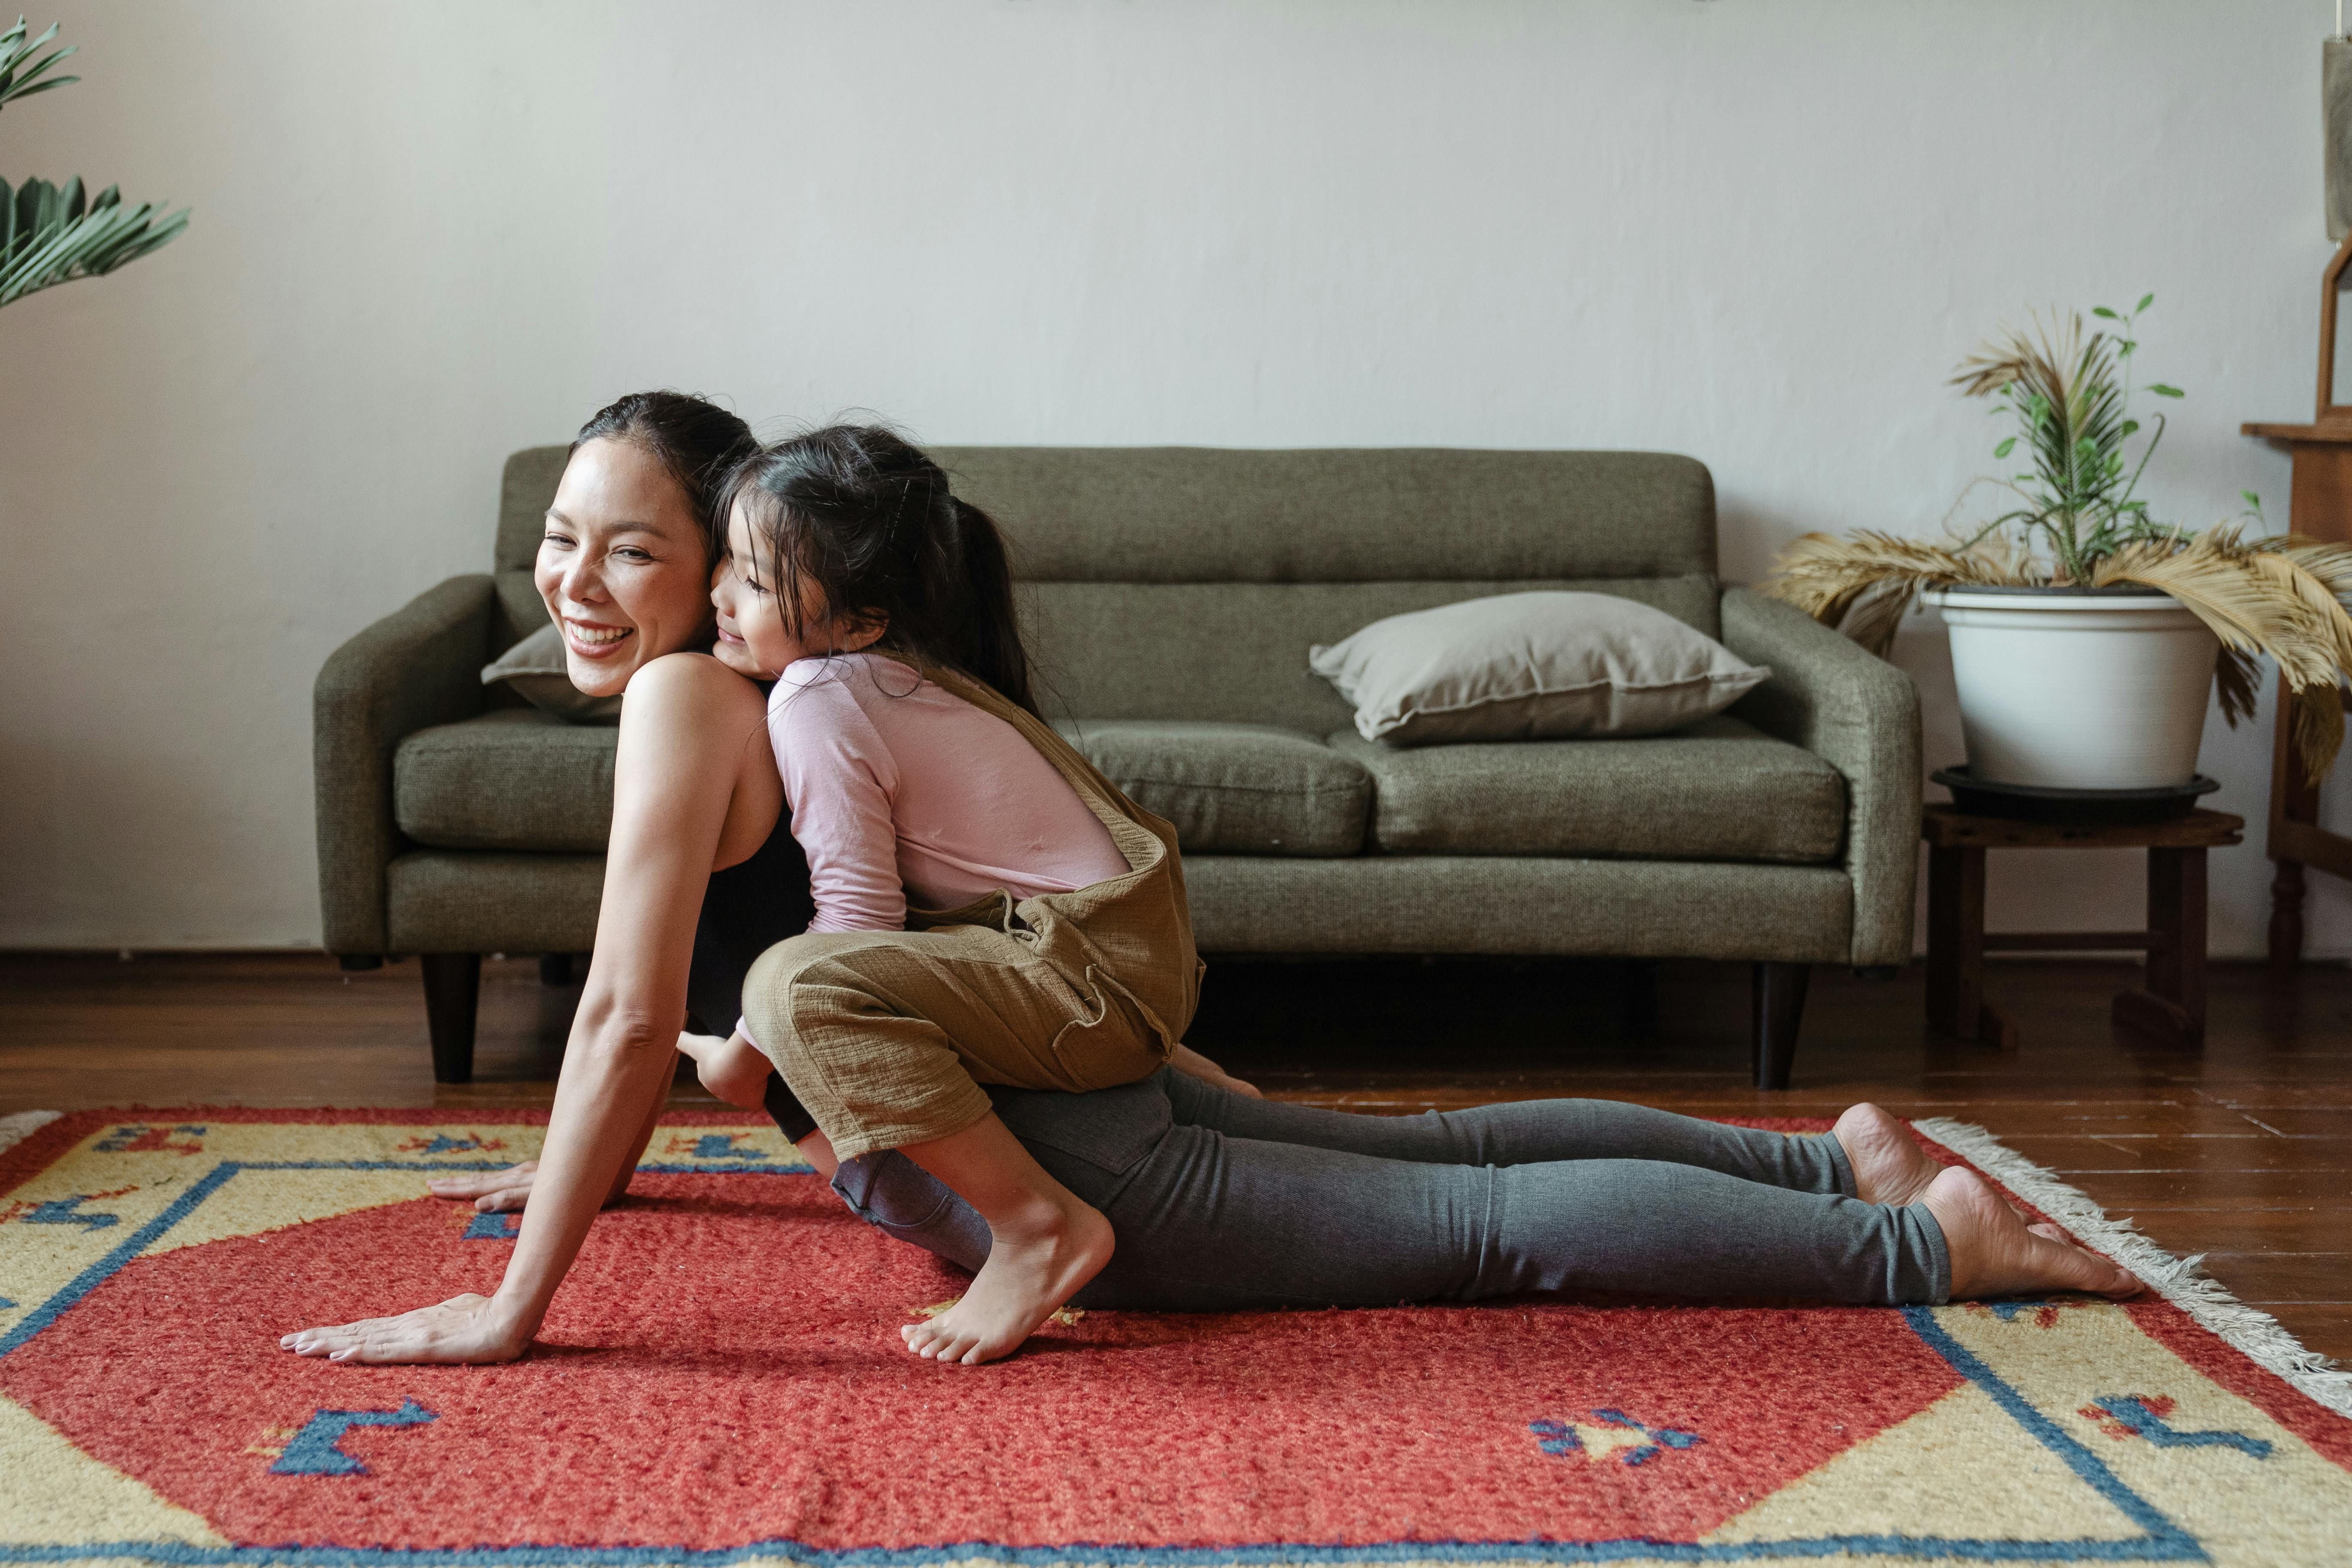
[1767,297,2352,796]
[2,17,189,308]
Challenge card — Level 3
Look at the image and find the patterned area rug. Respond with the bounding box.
[1,1106,2346,1568]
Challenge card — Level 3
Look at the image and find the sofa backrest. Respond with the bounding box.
[496,444,1718,732]
[940,447,1717,731]
[494,446,572,647]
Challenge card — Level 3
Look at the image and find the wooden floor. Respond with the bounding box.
[3,950,2346,1359]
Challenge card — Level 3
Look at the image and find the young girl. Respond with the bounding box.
[687,424,1241,1366]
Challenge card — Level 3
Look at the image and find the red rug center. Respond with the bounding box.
[1,1171,1961,1550]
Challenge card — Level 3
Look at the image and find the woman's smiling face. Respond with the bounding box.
[534,437,715,696]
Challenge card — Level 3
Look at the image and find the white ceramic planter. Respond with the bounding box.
[1925,588,2219,789]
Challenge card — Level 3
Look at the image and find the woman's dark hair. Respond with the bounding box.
[572,391,757,564]
[716,424,1036,715]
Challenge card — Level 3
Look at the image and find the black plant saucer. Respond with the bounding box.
[1931,765,2219,827]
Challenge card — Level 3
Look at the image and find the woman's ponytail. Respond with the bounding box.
[716,424,1040,717]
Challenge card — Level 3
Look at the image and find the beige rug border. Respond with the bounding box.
[1915,1115,2352,1419]
[5,1107,2342,1417]
[0,1108,62,1155]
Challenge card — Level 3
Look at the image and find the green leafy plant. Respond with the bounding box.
[1764,297,2352,782]
[1,17,188,309]
[1947,296,2186,584]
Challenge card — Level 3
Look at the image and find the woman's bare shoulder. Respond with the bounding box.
[623,651,766,716]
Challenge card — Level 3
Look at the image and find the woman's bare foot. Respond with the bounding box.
[676,1029,771,1110]
[1924,1166,2140,1300]
[1832,1103,1944,1206]
[898,1189,1113,1366]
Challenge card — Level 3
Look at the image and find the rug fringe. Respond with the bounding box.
[0,1110,62,1157]
[1913,1115,2352,1420]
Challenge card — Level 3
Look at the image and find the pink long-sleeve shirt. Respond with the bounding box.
[768,653,1129,933]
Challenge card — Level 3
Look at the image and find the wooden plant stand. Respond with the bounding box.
[1922,805,2244,1052]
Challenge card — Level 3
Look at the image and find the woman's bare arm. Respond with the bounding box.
[282,655,778,1364]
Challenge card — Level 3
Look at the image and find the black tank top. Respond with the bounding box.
[684,707,821,1142]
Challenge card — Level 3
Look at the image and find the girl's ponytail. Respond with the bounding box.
[718,425,1040,717]
[940,496,1034,715]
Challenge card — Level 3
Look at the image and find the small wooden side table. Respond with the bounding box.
[1922,805,2245,1052]
[2240,420,2352,969]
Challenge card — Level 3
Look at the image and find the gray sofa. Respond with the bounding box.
[315,446,1920,1088]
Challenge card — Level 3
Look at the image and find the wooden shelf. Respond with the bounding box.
[2241,418,2352,444]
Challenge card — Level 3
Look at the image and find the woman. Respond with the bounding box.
[281,397,2137,1368]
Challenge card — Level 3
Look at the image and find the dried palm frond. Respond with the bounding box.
[2214,646,2262,728]
[2294,684,2348,790]
[2094,528,2345,782]
[2272,536,2352,597]
[1764,531,2020,655]
[2256,537,2352,671]
[1949,310,2083,400]
[2093,533,2336,686]
[2263,537,2352,779]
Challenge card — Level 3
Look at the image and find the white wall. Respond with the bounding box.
[3,0,2349,956]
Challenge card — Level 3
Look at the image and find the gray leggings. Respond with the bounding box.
[826,1068,1951,1308]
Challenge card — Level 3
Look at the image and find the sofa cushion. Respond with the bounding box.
[1056,721,1369,857]
[395,709,616,852]
[1328,715,1844,863]
[1310,591,1769,745]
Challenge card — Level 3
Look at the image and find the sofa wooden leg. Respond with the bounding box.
[538,952,577,987]
[421,953,481,1084]
[1751,961,1810,1090]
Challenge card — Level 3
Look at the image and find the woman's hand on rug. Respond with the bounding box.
[279,1293,531,1365]
[427,1161,639,1214]
[429,1162,545,1213]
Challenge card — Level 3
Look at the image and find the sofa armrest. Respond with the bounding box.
[1720,586,1922,967]
[313,575,497,954]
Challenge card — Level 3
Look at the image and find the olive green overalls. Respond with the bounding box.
[740,663,1204,1162]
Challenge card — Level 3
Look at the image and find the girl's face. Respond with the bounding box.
[711,498,887,678]
[535,438,715,697]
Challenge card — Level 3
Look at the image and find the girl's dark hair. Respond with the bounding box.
[716,424,1036,715]
[572,391,757,564]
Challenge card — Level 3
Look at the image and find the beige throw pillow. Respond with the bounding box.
[481,622,624,724]
[1309,591,1770,746]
